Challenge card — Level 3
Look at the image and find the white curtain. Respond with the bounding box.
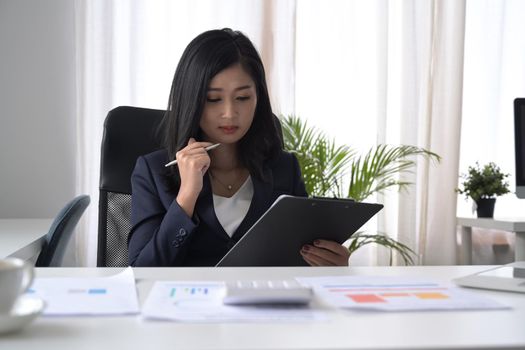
[295,0,465,265]
[413,0,466,265]
[75,0,522,266]
[458,0,525,219]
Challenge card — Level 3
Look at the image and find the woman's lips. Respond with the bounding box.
[219,126,238,134]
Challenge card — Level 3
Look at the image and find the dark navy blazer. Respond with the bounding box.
[128,149,307,267]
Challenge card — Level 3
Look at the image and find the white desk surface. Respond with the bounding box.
[0,219,52,260]
[2,265,525,350]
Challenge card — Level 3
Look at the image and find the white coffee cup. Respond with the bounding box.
[0,258,34,314]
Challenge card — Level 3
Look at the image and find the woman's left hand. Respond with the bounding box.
[300,239,350,266]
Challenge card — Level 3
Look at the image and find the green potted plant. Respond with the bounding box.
[281,115,441,265]
[457,162,510,218]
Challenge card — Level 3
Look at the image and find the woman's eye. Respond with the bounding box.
[237,96,251,101]
[207,98,221,103]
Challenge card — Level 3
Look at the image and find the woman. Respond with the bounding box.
[128,28,349,266]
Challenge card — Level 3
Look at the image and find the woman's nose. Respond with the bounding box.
[222,100,236,118]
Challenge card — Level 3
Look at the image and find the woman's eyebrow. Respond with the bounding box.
[207,85,253,92]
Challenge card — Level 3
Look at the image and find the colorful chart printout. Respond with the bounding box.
[297,276,508,311]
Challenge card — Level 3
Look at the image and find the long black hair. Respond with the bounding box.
[162,28,282,187]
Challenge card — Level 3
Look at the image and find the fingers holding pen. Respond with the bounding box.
[175,139,216,217]
[187,138,214,149]
[178,138,214,156]
[176,138,214,173]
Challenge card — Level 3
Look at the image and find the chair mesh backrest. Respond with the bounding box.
[104,192,132,267]
[98,106,164,267]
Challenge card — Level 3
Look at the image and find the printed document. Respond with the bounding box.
[27,267,140,316]
[296,275,509,311]
[142,281,326,322]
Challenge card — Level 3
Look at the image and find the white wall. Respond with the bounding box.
[0,0,76,219]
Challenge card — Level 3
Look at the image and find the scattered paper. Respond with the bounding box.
[27,267,140,316]
[142,281,326,322]
[296,275,510,312]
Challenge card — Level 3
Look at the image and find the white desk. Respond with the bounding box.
[0,219,52,261]
[2,266,525,350]
[457,217,525,263]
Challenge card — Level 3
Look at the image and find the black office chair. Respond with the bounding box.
[97,106,284,267]
[98,106,164,267]
[35,194,91,267]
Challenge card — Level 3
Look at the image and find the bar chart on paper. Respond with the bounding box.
[169,285,212,298]
[297,276,509,311]
[330,282,449,304]
[165,282,223,309]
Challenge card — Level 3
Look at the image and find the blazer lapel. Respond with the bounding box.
[195,174,230,241]
[231,166,274,241]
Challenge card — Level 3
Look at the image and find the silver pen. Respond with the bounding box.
[164,143,221,167]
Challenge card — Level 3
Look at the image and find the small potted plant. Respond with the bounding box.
[457,162,510,218]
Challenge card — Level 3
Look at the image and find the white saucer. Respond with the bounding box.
[0,297,45,335]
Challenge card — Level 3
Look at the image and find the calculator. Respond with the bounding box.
[223,280,313,305]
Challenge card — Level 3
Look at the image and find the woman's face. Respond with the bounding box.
[199,64,257,144]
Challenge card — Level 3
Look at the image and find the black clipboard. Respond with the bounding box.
[216,195,383,267]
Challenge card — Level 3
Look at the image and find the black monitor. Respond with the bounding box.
[514,98,525,198]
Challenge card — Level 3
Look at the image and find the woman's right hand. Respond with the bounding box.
[175,138,214,217]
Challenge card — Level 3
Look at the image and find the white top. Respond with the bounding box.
[5,265,524,350]
[212,176,254,237]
